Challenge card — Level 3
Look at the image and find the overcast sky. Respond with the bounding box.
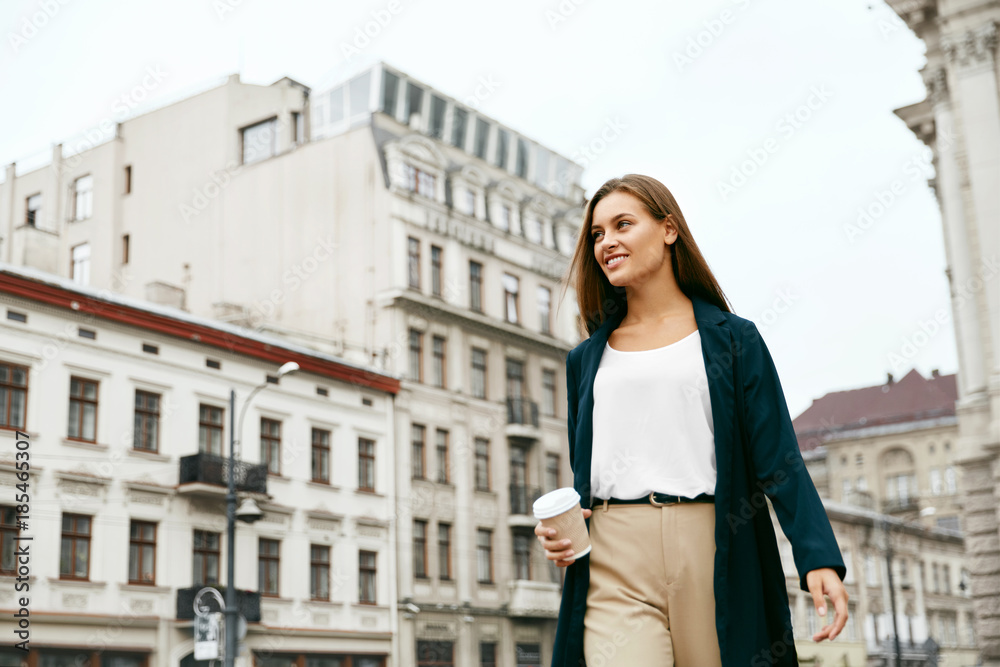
[0,0,953,417]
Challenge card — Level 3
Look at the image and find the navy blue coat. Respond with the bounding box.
[552,295,846,667]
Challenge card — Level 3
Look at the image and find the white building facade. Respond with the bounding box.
[0,265,400,667]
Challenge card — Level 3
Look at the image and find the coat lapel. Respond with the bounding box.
[573,295,736,509]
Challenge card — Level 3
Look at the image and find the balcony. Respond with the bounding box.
[178,453,268,496]
[507,580,561,618]
[506,397,540,440]
[509,484,543,527]
[882,497,921,514]
[176,586,261,622]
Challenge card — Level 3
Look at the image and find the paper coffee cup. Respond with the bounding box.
[533,487,591,560]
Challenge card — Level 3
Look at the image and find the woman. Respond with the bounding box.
[536,174,849,667]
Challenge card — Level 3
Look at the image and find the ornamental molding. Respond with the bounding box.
[941,21,998,68]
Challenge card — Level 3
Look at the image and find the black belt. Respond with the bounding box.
[592,491,715,509]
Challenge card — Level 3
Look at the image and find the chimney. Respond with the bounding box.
[931,368,940,378]
[886,372,894,385]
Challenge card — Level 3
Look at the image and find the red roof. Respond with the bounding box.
[792,368,957,451]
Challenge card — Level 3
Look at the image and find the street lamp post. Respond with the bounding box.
[882,506,935,667]
[224,361,299,667]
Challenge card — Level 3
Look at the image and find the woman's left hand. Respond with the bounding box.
[806,567,849,642]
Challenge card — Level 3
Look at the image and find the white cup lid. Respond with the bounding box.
[533,487,581,519]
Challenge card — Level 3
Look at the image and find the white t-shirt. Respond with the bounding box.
[590,329,717,500]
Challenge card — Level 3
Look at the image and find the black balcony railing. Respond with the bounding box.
[506,397,539,428]
[882,498,921,514]
[176,586,261,622]
[179,453,268,494]
[510,484,544,516]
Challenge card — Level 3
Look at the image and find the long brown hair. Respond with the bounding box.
[559,174,732,338]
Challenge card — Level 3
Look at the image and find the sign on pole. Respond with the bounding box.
[194,612,222,660]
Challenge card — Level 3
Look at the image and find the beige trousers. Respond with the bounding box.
[582,502,723,667]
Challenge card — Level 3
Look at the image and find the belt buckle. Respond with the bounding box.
[649,491,677,507]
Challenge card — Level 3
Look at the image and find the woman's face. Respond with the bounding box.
[591,190,676,288]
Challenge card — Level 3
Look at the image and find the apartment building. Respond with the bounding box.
[789,368,978,665]
[0,61,586,667]
[0,264,399,667]
[885,0,1000,662]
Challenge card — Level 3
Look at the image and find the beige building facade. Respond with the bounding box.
[886,0,1000,663]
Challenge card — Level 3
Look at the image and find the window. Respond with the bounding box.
[497,204,511,232]
[438,523,451,580]
[451,107,468,148]
[538,286,552,334]
[0,362,28,430]
[516,643,541,667]
[471,347,487,399]
[417,641,453,667]
[515,138,529,178]
[60,513,91,580]
[26,193,41,227]
[403,82,424,124]
[943,564,951,594]
[432,335,446,388]
[542,369,556,417]
[429,95,446,139]
[930,467,942,495]
[67,376,98,442]
[887,473,916,504]
[411,423,426,479]
[413,519,428,579]
[198,404,224,455]
[261,418,281,475]
[128,521,156,585]
[864,554,878,585]
[242,118,278,164]
[479,643,496,667]
[477,529,493,583]
[292,112,304,145]
[503,273,520,324]
[381,70,400,115]
[435,429,449,483]
[932,562,940,593]
[358,437,375,491]
[546,453,560,492]
[124,165,132,194]
[193,530,220,586]
[258,538,279,596]
[514,529,532,580]
[857,475,868,491]
[311,428,331,483]
[473,118,489,159]
[1,507,18,575]
[122,234,130,264]
[408,329,423,382]
[430,245,443,297]
[417,169,435,198]
[310,545,330,600]
[133,390,159,452]
[945,466,957,494]
[506,358,526,400]
[842,478,852,500]
[71,242,91,285]
[469,261,483,311]
[524,214,542,243]
[460,187,476,216]
[495,129,509,168]
[73,175,93,220]
[475,438,490,491]
[408,236,421,289]
[359,550,377,603]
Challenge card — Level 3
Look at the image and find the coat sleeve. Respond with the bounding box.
[738,320,846,592]
[566,350,579,475]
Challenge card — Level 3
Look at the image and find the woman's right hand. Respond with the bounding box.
[535,508,593,567]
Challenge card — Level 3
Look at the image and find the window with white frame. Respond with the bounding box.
[26,193,41,227]
[842,478,851,501]
[461,188,476,216]
[242,118,278,164]
[944,466,956,494]
[538,285,551,334]
[71,243,91,285]
[502,273,519,324]
[497,203,511,232]
[524,214,542,244]
[930,467,942,495]
[402,164,436,199]
[73,175,93,221]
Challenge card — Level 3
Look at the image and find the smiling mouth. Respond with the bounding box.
[606,255,628,269]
